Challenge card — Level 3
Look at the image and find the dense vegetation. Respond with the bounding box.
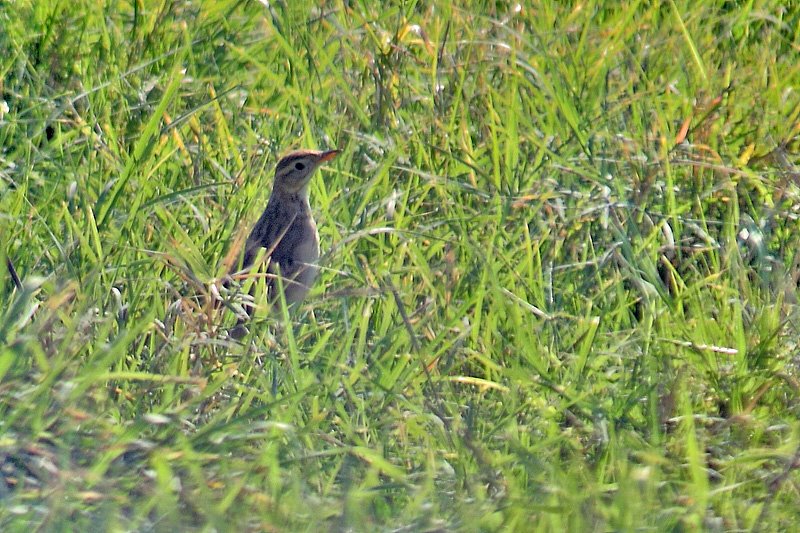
[1,1,799,530]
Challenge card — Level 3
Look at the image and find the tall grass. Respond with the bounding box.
[1,1,799,530]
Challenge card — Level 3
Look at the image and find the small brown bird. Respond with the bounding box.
[231,149,340,324]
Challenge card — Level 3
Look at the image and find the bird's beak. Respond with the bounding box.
[318,149,341,163]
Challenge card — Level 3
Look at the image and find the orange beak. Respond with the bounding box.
[318,149,341,163]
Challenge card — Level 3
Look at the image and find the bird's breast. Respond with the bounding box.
[279,219,319,304]
[290,219,320,266]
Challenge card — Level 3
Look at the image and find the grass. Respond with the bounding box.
[1,0,799,530]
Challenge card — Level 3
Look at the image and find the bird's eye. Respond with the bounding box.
[294,162,305,171]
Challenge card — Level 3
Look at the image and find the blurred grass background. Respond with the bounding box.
[1,0,799,530]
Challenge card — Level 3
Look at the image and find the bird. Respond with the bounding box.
[227,148,340,331]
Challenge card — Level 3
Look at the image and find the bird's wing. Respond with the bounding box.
[237,204,302,303]
[239,202,289,269]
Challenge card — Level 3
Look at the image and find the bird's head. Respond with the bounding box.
[273,149,340,195]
